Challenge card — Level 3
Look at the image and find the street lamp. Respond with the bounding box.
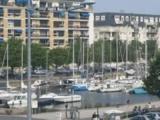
[27,0,32,120]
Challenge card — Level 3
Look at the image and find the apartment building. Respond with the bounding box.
[0,0,94,48]
[94,12,160,47]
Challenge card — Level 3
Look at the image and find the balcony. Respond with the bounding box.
[31,13,49,19]
[0,33,3,37]
[39,24,49,28]
[32,33,49,38]
[8,13,21,17]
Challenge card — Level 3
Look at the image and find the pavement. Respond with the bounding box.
[0,115,44,120]
[31,101,160,120]
[0,101,158,120]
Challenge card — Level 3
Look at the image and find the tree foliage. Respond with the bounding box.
[31,43,47,69]
[0,38,158,71]
[48,47,69,67]
[144,51,160,94]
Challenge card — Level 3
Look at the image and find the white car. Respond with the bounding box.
[145,112,160,120]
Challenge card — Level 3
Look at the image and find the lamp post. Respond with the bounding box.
[27,0,32,120]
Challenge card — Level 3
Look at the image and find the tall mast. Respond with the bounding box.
[101,35,105,80]
[145,24,148,79]
[110,33,112,77]
[6,43,9,90]
[72,35,75,79]
[116,32,119,80]
[21,43,24,91]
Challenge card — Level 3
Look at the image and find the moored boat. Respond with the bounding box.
[71,84,88,91]
[99,83,124,92]
[7,93,37,108]
[53,95,81,103]
[38,93,58,106]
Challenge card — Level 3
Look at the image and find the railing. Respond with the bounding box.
[32,34,49,37]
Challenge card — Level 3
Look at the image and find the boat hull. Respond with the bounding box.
[54,95,81,103]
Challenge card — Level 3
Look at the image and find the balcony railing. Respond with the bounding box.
[8,13,21,17]
[32,34,49,37]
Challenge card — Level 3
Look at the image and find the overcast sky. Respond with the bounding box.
[94,0,160,15]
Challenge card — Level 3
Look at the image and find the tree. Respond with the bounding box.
[128,40,143,62]
[0,42,7,66]
[49,47,69,68]
[144,51,160,94]
[31,43,47,70]
[147,40,158,60]
[7,38,23,74]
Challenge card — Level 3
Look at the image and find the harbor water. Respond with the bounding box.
[41,87,159,110]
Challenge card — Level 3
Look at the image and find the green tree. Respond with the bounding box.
[49,47,69,68]
[128,40,143,62]
[31,43,47,70]
[144,51,160,94]
[147,40,158,60]
[0,42,7,66]
[7,38,23,74]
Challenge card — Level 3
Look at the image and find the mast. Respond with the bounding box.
[116,32,119,80]
[101,35,105,80]
[82,38,85,75]
[145,25,148,79]
[6,43,9,90]
[125,29,128,72]
[86,41,89,80]
[72,35,75,79]
[110,33,113,77]
[21,42,24,91]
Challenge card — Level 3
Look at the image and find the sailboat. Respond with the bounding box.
[71,37,88,91]
[20,43,27,90]
[7,92,37,108]
[53,94,81,103]
[5,43,16,90]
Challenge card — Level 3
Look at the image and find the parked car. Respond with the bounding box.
[145,112,160,120]
[130,115,154,120]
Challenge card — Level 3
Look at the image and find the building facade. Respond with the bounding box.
[0,0,94,48]
[94,12,160,47]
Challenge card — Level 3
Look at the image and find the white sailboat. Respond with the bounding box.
[53,95,81,103]
[99,83,123,92]
[20,43,27,90]
[87,84,101,91]
[40,93,57,99]
[5,43,16,90]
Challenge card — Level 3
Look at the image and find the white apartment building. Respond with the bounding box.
[94,12,160,47]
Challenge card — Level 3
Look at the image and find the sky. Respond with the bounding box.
[94,0,160,15]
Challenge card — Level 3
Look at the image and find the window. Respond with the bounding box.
[149,17,154,23]
[121,16,124,22]
[95,16,100,21]
[114,15,120,24]
[136,16,139,22]
[140,16,144,22]
[144,17,149,23]
[101,15,105,21]
[155,17,158,23]
[125,16,129,22]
